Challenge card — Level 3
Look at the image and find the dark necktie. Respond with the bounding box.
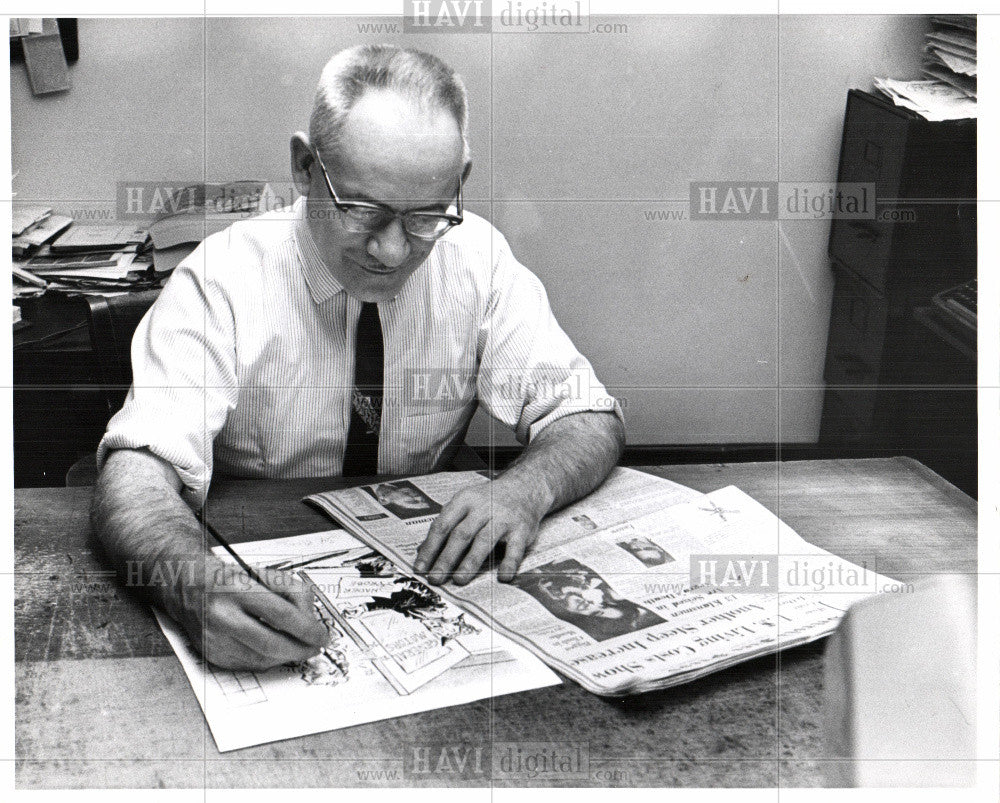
[342,302,383,476]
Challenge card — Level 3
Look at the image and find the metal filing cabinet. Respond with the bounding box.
[819,90,977,495]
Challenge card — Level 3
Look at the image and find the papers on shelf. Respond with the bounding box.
[875,15,975,121]
[926,43,977,77]
[920,63,976,100]
[12,205,52,236]
[13,213,72,248]
[873,78,976,121]
[24,249,139,274]
[49,223,148,252]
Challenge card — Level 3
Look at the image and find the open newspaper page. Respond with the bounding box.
[154,528,559,751]
[306,467,705,560]
[307,473,898,696]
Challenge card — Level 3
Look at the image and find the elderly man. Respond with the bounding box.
[92,44,624,671]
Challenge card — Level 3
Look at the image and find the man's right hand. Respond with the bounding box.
[92,448,330,672]
[172,561,331,671]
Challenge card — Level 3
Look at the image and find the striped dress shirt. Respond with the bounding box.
[98,197,622,506]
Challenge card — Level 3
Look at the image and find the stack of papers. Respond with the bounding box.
[49,222,149,253]
[924,14,976,94]
[12,207,71,256]
[11,210,159,295]
[873,78,976,122]
[28,223,151,280]
[11,206,67,296]
[874,15,976,121]
[12,205,52,236]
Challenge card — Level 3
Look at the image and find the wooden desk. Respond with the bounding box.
[14,458,976,788]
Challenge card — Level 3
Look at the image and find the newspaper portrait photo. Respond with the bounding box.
[510,558,665,642]
[363,480,443,521]
[617,536,674,568]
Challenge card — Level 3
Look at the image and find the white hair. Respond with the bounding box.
[309,44,470,163]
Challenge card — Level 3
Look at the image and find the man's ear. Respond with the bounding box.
[290,132,314,197]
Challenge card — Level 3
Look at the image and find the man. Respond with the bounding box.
[92,44,624,671]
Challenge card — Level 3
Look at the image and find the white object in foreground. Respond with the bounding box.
[823,574,976,786]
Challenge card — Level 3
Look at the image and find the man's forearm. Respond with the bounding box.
[92,448,330,669]
[90,448,221,620]
[499,410,626,518]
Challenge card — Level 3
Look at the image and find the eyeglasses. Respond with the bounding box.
[312,147,463,241]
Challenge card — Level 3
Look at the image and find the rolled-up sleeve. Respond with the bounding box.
[476,234,624,444]
[96,243,238,507]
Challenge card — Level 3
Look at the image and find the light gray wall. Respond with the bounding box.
[10,15,928,447]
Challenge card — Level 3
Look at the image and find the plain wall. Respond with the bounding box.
[10,15,928,448]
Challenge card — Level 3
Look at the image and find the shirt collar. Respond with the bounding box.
[292,196,346,304]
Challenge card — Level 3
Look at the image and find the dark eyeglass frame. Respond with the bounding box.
[311,147,464,241]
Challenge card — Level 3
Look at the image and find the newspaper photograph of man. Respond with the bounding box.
[510,557,665,642]
[617,536,675,568]
[363,480,443,520]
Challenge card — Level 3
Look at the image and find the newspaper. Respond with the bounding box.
[306,469,898,695]
[155,528,560,751]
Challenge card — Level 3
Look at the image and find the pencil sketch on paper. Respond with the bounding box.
[154,528,560,751]
[295,599,350,687]
[203,663,269,706]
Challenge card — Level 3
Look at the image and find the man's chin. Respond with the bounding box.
[351,285,405,304]
[345,260,416,302]
[347,276,404,303]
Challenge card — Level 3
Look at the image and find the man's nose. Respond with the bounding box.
[367,217,410,268]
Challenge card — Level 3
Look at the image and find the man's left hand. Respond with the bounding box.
[413,477,549,585]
